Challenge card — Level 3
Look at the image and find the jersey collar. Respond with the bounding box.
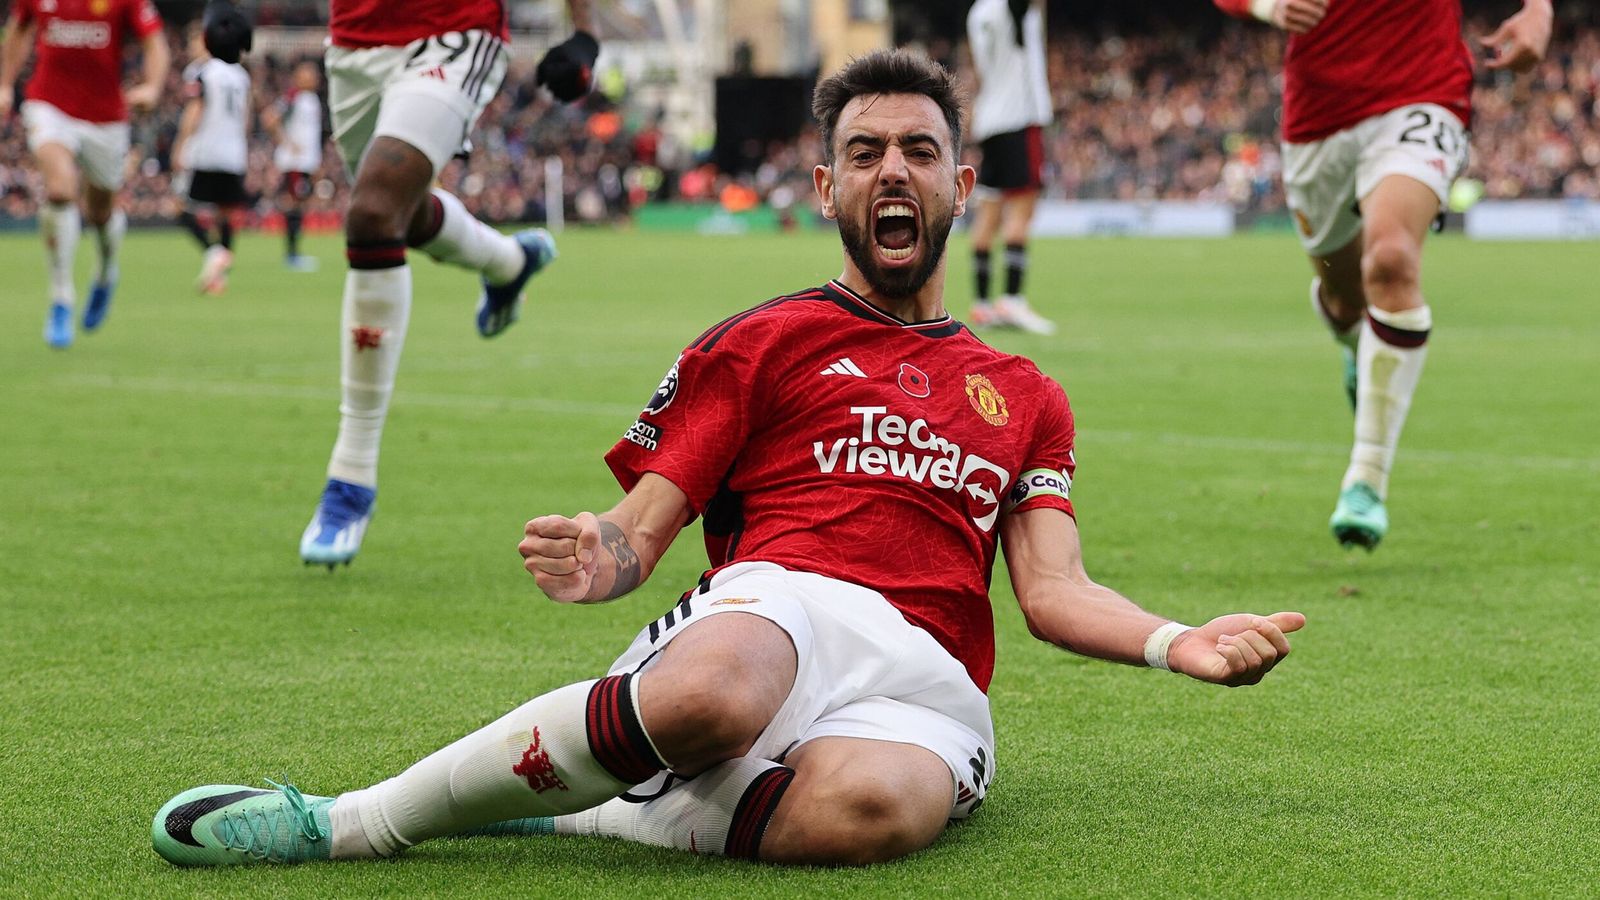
[822,281,965,339]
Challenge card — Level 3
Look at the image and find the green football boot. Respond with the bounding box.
[152,780,334,866]
[1330,482,1388,550]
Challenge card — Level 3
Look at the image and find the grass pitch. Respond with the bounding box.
[1,228,1596,898]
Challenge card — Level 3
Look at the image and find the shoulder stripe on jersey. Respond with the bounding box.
[688,288,828,354]
[822,281,965,338]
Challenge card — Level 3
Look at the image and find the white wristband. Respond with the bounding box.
[1249,0,1278,23]
[1143,622,1194,671]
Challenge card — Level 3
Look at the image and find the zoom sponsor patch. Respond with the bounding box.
[1006,467,1071,510]
[623,419,662,451]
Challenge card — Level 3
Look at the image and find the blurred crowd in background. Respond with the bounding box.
[2,17,1597,228]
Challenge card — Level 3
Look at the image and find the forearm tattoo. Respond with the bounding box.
[598,521,642,600]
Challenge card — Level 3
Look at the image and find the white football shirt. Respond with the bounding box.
[182,57,251,174]
[966,0,1052,141]
[274,89,322,174]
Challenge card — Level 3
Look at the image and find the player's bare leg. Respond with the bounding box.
[759,736,953,865]
[34,142,81,348]
[1308,235,1365,408]
[968,193,1002,325]
[994,190,1053,334]
[80,183,124,331]
[1331,174,1438,550]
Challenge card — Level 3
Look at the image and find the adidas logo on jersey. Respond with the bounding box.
[820,357,867,378]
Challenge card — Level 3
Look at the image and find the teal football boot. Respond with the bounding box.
[152,780,333,866]
[1330,482,1387,550]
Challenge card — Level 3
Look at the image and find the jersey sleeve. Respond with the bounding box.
[1212,0,1257,19]
[181,62,203,100]
[1004,376,1076,519]
[129,0,163,39]
[604,315,777,515]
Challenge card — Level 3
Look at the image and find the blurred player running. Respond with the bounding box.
[297,0,602,568]
[263,60,324,271]
[1214,0,1552,550]
[172,5,253,296]
[152,51,1304,870]
[965,0,1056,334]
[0,0,168,348]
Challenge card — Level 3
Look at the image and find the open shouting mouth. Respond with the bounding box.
[872,197,921,265]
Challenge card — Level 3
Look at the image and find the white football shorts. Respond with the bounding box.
[608,561,996,820]
[20,100,130,190]
[324,29,508,177]
[1283,103,1469,257]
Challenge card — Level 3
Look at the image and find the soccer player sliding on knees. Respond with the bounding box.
[152,51,1304,870]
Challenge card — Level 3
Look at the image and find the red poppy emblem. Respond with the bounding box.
[898,363,931,398]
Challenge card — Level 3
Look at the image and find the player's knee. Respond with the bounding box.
[791,779,940,865]
[344,190,410,244]
[1361,236,1420,295]
[655,669,774,762]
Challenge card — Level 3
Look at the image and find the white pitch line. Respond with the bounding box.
[52,374,1600,473]
[54,373,642,419]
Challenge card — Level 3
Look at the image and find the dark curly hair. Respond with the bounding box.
[811,49,964,164]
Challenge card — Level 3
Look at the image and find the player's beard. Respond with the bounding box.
[836,194,953,302]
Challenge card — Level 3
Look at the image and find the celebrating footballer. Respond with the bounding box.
[152,51,1304,869]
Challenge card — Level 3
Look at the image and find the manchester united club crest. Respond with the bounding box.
[350,326,384,351]
[964,374,1009,426]
[898,362,931,398]
[90,0,110,15]
[512,727,569,793]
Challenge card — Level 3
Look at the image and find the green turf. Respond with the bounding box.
[1,229,1596,897]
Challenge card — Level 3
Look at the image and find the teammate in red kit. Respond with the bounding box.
[1214,0,1552,549]
[298,0,601,568]
[0,0,168,348]
[152,51,1305,869]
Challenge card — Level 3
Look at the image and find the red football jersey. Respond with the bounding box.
[1283,0,1473,142]
[329,0,509,48]
[605,282,1078,692]
[1214,0,1474,142]
[15,0,162,124]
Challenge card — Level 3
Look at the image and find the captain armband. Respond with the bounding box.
[1004,467,1072,512]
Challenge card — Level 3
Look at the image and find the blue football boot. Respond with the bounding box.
[299,478,376,568]
[476,228,557,338]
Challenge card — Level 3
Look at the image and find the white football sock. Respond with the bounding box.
[555,756,790,858]
[327,265,411,488]
[415,189,525,285]
[1344,304,1431,497]
[92,209,126,283]
[328,680,640,859]
[39,201,80,305]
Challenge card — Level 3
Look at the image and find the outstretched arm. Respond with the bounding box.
[519,472,692,604]
[1213,0,1327,34]
[1002,507,1304,686]
[1480,0,1552,73]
